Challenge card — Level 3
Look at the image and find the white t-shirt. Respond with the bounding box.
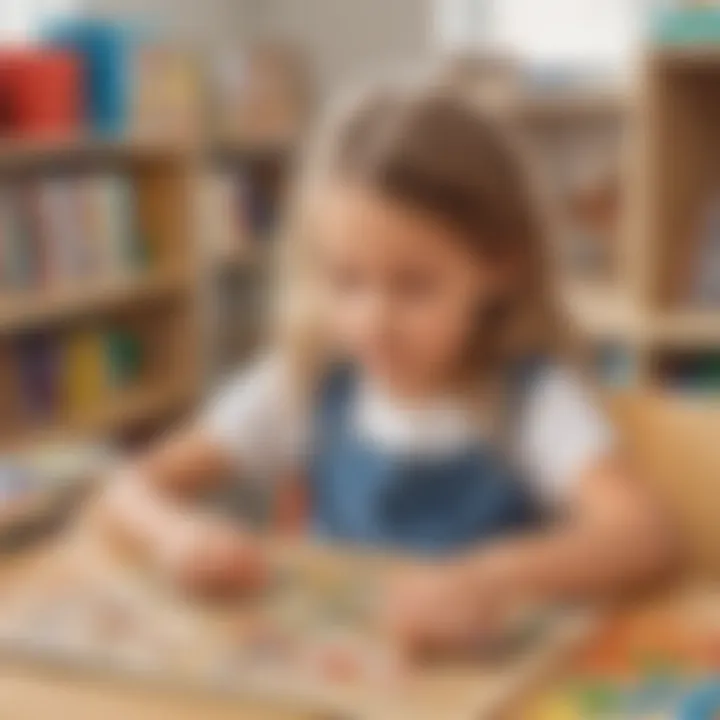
[203,357,613,508]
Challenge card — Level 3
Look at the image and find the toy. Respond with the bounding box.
[0,541,591,719]
[521,588,720,719]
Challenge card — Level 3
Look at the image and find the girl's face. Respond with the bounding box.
[312,182,513,397]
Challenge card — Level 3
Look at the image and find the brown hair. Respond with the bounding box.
[275,76,560,403]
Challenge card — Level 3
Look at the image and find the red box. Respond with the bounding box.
[0,50,82,139]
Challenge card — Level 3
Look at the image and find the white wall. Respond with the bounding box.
[81,0,434,93]
[82,0,245,46]
[243,0,434,95]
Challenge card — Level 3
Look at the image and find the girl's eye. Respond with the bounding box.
[393,271,439,299]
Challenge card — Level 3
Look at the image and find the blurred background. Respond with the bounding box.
[1,0,720,540]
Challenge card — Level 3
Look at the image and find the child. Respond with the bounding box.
[97,79,678,655]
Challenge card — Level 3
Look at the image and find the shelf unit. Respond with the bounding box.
[563,48,720,390]
[202,137,291,382]
[514,87,627,287]
[0,138,202,448]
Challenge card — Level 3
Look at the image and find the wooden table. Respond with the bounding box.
[0,535,612,720]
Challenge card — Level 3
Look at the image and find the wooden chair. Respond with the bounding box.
[609,393,720,576]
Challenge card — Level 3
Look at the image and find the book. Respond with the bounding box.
[0,173,145,293]
[62,328,107,419]
[43,19,142,136]
[104,328,143,390]
[38,178,85,287]
[105,174,145,272]
[0,342,20,433]
[7,184,38,291]
[15,332,61,424]
[0,49,81,139]
[132,45,202,141]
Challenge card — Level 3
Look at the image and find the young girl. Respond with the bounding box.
[98,79,678,655]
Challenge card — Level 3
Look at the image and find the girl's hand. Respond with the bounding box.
[157,516,268,598]
[381,559,510,658]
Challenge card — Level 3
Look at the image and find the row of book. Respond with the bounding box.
[1,328,144,427]
[660,352,720,395]
[0,173,148,294]
[594,344,720,394]
[1,18,308,143]
[1,19,202,139]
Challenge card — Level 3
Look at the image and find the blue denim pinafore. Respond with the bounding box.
[309,366,541,555]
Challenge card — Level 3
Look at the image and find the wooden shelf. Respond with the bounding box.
[2,383,193,451]
[556,48,720,392]
[653,46,720,69]
[516,90,626,124]
[0,270,189,333]
[652,310,720,348]
[0,128,299,445]
[0,136,196,167]
[563,282,720,349]
[562,281,641,342]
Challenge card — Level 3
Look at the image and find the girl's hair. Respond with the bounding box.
[274,74,561,403]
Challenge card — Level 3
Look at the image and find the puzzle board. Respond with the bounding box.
[0,539,593,720]
[520,587,720,719]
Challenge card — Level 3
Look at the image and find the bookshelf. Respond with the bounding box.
[202,138,291,380]
[516,88,626,286]
[0,268,185,332]
[0,138,201,447]
[562,283,720,347]
[563,48,720,392]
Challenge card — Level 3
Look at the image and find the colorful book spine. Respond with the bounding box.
[115,176,146,269]
[38,178,80,287]
[62,328,107,418]
[15,332,61,423]
[104,328,143,390]
[5,325,145,430]
[6,185,35,291]
[0,173,145,292]
[101,175,143,274]
[42,19,143,136]
[0,50,81,139]
[0,188,11,292]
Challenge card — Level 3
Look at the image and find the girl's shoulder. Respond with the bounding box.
[513,358,614,505]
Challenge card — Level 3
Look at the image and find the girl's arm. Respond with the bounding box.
[476,371,682,603]
[92,358,294,576]
[384,455,682,655]
[89,430,268,596]
[91,428,236,560]
[467,455,682,603]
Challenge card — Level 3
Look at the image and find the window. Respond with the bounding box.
[435,0,652,73]
[0,0,78,43]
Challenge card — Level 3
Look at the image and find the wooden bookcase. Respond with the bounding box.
[0,138,201,449]
[202,138,292,381]
[560,49,720,391]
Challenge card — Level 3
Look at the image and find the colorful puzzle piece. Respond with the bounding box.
[522,590,720,719]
